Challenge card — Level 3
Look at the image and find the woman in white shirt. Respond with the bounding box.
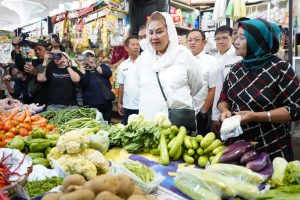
[137,12,203,122]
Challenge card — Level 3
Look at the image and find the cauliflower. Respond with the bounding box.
[47,147,63,161]
[82,149,109,174]
[56,154,97,180]
[56,130,89,154]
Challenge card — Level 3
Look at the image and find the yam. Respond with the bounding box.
[117,175,134,199]
[128,194,148,200]
[83,174,120,195]
[41,192,63,200]
[133,185,144,195]
[146,194,157,200]
[62,174,86,192]
[95,191,124,200]
[59,189,95,200]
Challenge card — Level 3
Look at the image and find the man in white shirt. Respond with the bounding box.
[211,26,242,134]
[188,29,220,135]
[117,36,140,124]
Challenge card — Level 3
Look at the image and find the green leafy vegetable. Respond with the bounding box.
[105,124,125,146]
[283,160,300,185]
[24,176,63,198]
[271,157,288,187]
[121,115,160,153]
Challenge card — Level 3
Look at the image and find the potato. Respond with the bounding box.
[84,174,120,195]
[64,185,83,193]
[117,175,134,199]
[128,194,148,200]
[62,174,86,192]
[41,192,63,200]
[59,189,95,200]
[146,194,157,200]
[95,191,124,200]
[133,185,144,195]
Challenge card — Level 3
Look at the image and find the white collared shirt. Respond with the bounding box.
[117,58,140,110]
[193,51,221,114]
[212,45,242,121]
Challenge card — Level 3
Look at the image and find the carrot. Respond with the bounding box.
[24,116,31,124]
[17,111,26,122]
[30,115,41,122]
[25,109,32,117]
[31,118,47,125]
[5,110,19,121]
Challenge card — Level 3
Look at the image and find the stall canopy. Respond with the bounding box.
[0,0,74,31]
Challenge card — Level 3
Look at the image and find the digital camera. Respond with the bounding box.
[50,52,62,61]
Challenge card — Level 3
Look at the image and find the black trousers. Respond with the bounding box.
[95,101,113,124]
[196,112,210,135]
[122,108,139,125]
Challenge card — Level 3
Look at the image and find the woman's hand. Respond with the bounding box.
[220,110,232,122]
[234,111,256,125]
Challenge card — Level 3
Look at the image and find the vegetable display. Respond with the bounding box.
[41,174,157,200]
[24,177,63,198]
[158,130,225,166]
[123,161,155,184]
[41,108,98,126]
[175,164,264,200]
[219,140,273,179]
[48,130,109,180]
[0,110,56,148]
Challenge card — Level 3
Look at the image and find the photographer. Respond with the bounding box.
[12,37,49,105]
[37,51,80,109]
[77,50,114,123]
[2,64,33,104]
[45,33,65,52]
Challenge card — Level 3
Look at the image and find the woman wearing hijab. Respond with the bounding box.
[218,19,300,161]
[137,12,203,126]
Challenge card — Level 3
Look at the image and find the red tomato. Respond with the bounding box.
[0,134,6,141]
[3,121,14,132]
[11,120,19,126]
[19,123,32,131]
[5,132,15,139]
[0,130,5,135]
[0,140,7,147]
[0,124,3,130]
[9,127,19,135]
[46,124,55,131]
[19,128,29,137]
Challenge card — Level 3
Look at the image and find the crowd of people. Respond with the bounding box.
[1,11,300,161]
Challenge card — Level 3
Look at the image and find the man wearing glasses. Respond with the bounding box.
[188,29,220,135]
[211,26,242,134]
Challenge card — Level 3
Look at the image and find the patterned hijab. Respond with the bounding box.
[239,19,281,71]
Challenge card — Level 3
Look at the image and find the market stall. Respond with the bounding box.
[0,102,299,200]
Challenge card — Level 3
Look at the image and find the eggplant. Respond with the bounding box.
[223,140,253,155]
[246,152,268,172]
[259,161,273,181]
[219,141,254,163]
[240,150,258,164]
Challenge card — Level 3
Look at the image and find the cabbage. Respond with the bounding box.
[154,112,171,129]
[89,130,110,154]
[271,157,288,187]
[283,160,300,185]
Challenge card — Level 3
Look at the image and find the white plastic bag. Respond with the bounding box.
[110,160,164,194]
[89,130,110,154]
[220,115,243,141]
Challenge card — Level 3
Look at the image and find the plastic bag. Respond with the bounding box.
[89,130,110,154]
[174,169,223,200]
[110,160,164,194]
[220,115,243,141]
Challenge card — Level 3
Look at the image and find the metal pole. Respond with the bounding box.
[288,0,293,63]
